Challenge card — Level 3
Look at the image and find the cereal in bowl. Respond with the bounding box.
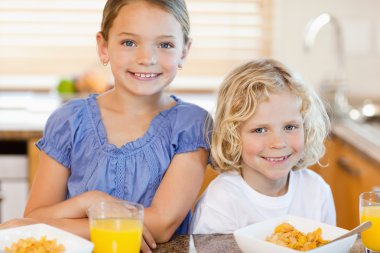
[4,236,65,253]
[266,222,330,251]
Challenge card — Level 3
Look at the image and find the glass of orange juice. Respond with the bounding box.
[360,191,380,253]
[88,200,144,253]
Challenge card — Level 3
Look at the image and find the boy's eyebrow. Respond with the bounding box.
[250,120,302,127]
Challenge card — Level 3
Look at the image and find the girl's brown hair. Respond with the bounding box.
[100,0,190,44]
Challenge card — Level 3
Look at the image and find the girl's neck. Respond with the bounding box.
[99,88,174,115]
[241,169,290,197]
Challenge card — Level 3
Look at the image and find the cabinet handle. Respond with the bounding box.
[337,157,361,177]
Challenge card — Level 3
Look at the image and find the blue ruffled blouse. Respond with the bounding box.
[36,94,211,234]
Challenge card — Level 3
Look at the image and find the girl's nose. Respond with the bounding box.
[136,46,157,66]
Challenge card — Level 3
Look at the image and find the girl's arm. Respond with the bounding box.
[22,151,118,238]
[144,148,208,242]
[22,148,208,243]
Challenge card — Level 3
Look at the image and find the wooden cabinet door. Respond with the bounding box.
[312,136,380,229]
[335,138,380,229]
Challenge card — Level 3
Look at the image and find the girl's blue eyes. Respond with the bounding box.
[159,42,173,49]
[122,40,136,47]
[121,40,173,49]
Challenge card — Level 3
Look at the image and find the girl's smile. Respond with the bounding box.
[97,1,190,97]
[128,71,162,80]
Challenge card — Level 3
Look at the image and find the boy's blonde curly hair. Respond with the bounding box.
[211,59,330,173]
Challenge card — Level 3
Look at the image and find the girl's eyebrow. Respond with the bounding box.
[117,32,178,40]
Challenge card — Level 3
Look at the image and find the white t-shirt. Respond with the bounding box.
[191,168,336,234]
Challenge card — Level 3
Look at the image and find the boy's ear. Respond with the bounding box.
[96,32,109,65]
[179,39,192,66]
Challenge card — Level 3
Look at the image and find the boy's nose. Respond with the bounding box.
[269,133,287,149]
[136,46,157,66]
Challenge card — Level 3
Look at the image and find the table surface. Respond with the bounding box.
[153,234,365,253]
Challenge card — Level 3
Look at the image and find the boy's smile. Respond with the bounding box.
[240,90,304,196]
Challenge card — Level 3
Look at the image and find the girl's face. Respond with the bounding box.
[97,1,190,96]
[239,90,305,195]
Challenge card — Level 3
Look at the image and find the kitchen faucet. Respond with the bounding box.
[304,13,348,117]
[304,13,344,81]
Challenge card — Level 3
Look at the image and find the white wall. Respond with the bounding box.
[273,0,380,100]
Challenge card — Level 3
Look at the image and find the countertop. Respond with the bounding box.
[2,92,379,164]
[332,119,380,165]
[0,91,379,186]
[153,234,364,253]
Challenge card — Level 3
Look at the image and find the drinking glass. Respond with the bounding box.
[360,191,380,253]
[88,201,144,253]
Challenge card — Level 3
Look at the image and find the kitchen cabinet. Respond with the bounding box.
[311,134,380,230]
[0,155,28,223]
[0,133,41,188]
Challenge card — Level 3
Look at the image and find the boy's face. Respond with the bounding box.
[239,90,305,196]
[97,1,190,96]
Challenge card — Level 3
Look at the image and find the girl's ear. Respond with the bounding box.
[96,32,109,65]
[179,39,192,67]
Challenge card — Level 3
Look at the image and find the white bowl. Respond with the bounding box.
[233,215,357,253]
[0,224,93,253]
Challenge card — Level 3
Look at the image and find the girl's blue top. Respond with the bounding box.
[36,94,211,234]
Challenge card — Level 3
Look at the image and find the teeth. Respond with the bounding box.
[265,156,287,162]
[134,73,157,78]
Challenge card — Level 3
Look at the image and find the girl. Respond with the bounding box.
[1,0,211,251]
[191,59,336,234]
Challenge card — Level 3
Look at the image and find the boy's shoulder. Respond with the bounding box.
[204,171,243,196]
[294,168,324,179]
[292,168,330,188]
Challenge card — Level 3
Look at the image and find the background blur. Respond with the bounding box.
[1,0,379,99]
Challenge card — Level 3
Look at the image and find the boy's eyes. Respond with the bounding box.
[284,125,299,131]
[251,125,300,133]
[253,128,266,134]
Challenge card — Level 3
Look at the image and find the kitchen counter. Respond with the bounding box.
[153,234,364,253]
[1,92,379,187]
[332,119,380,165]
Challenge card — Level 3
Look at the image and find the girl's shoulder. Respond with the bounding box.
[51,95,89,118]
[164,95,210,122]
[44,95,95,131]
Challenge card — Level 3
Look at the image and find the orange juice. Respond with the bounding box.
[90,218,143,253]
[360,206,380,251]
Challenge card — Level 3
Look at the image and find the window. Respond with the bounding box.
[0,0,272,91]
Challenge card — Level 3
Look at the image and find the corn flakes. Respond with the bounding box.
[266,222,330,251]
[4,236,65,253]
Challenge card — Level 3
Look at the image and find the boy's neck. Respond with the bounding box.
[241,170,290,197]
